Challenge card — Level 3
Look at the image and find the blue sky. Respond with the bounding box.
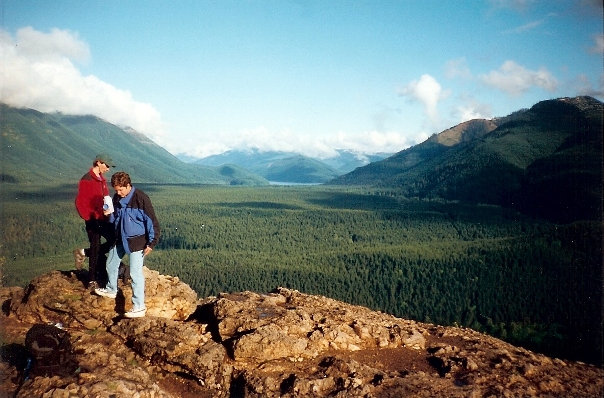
[1,0,602,158]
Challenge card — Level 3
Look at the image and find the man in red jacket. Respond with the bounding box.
[74,154,115,289]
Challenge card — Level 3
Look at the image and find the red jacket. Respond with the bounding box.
[75,169,110,221]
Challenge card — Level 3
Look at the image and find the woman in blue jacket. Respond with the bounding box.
[95,171,160,318]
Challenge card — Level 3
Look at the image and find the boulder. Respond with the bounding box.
[8,268,197,329]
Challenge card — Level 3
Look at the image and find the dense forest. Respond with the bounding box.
[0,184,601,365]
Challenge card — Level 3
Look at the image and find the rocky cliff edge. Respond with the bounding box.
[1,268,602,397]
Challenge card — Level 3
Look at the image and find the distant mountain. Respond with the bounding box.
[321,149,393,174]
[0,104,267,186]
[331,96,603,223]
[263,155,340,183]
[192,149,290,170]
[195,150,340,183]
[190,148,392,183]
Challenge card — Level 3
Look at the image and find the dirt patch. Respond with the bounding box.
[348,346,433,374]
[157,372,213,398]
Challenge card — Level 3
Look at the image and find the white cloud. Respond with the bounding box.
[15,26,90,63]
[590,34,604,54]
[178,127,415,159]
[178,140,230,159]
[237,127,302,154]
[500,11,557,35]
[455,101,493,122]
[502,18,545,34]
[322,130,415,157]
[569,73,604,98]
[445,57,472,80]
[398,74,448,129]
[177,127,336,159]
[479,60,558,95]
[0,27,165,141]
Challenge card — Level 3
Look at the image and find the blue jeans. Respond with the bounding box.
[106,244,145,310]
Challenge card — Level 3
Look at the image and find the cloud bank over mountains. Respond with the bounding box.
[0,26,420,159]
[1,20,602,160]
[0,27,166,143]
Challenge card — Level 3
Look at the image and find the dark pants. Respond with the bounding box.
[84,219,114,284]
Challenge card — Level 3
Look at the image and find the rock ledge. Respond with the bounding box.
[1,269,602,397]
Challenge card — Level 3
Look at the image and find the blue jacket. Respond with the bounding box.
[110,187,160,254]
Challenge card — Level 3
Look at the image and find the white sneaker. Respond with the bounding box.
[94,287,117,299]
[124,307,147,318]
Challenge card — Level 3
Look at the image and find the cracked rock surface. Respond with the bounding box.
[1,270,602,397]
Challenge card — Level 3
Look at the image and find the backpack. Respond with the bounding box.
[24,324,79,378]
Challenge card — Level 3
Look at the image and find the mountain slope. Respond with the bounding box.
[194,149,341,183]
[192,148,392,183]
[0,104,267,185]
[516,97,603,221]
[329,119,498,188]
[264,155,340,183]
[330,96,603,222]
[432,119,498,146]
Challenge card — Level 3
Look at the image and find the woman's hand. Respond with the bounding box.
[143,246,153,257]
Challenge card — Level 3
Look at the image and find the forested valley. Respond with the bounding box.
[0,183,601,365]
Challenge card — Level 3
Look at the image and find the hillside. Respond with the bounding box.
[1,269,602,397]
[192,148,388,183]
[263,155,340,183]
[330,96,603,223]
[0,104,267,186]
[194,149,339,183]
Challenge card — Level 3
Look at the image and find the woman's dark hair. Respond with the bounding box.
[111,171,131,188]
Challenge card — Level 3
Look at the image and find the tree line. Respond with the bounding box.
[0,184,601,365]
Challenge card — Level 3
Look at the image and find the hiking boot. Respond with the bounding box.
[94,287,117,299]
[124,307,147,318]
[73,248,85,270]
[87,280,99,290]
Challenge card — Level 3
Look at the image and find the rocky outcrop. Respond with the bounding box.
[1,269,603,397]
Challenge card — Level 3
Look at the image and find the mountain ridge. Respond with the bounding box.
[330,96,603,223]
[189,148,392,183]
[430,118,498,147]
[0,104,267,186]
[2,95,602,218]
[0,103,385,185]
